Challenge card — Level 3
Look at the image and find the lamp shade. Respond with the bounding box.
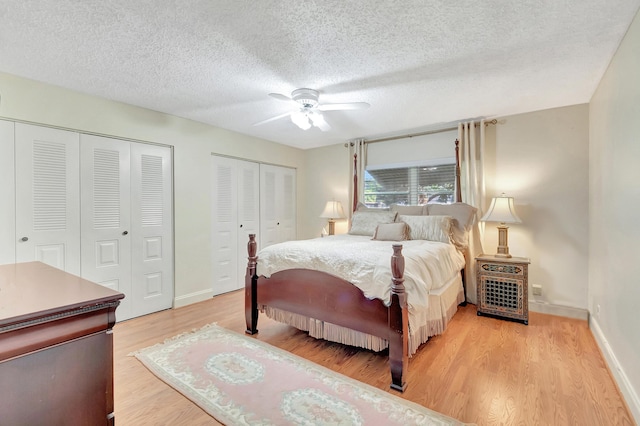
[320,200,346,219]
[481,194,521,224]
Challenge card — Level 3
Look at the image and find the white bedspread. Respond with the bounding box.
[256,235,466,329]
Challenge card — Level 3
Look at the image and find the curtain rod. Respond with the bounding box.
[347,119,497,146]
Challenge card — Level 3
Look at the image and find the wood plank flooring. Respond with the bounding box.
[113,290,635,425]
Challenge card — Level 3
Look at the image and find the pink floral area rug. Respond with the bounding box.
[132,323,471,425]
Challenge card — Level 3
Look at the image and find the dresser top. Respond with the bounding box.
[0,262,124,327]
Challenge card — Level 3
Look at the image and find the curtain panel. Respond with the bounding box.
[457,121,486,304]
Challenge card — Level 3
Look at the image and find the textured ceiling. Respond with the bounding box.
[1,1,639,149]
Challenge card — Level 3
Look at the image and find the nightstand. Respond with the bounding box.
[476,254,530,324]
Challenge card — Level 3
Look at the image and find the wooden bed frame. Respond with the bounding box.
[245,139,464,392]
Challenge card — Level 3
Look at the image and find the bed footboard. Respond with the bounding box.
[244,234,409,392]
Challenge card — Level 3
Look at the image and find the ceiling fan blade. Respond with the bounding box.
[253,111,292,126]
[268,93,294,102]
[318,102,370,111]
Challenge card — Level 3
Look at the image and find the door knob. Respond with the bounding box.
[122,231,129,235]
[21,236,28,242]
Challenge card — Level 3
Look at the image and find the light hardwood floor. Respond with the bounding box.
[113,290,635,425]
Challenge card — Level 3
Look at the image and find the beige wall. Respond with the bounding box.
[589,7,640,422]
[300,143,351,238]
[0,72,306,307]
[485,105,590,310]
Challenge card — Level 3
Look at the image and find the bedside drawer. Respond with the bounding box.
[478,262,525,276]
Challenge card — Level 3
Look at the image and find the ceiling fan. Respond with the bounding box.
[254,88,370,131]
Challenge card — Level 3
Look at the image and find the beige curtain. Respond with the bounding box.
[348,139,367,215]
[458,121,486,304]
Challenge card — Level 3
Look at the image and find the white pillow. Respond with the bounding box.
[372,222,409,241]
[426,203,477,232]
[349,211,398,236]
[426,203,477,247]
[399,215,453,243]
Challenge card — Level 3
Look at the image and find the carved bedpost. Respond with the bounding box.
[388,244,408,392]
[353,153,358,213]
[455,139,462,203]
[245,234,259,335]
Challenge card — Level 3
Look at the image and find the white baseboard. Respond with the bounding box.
[173,288,214,308]
[589,317,640,424]
[528,301,589,320]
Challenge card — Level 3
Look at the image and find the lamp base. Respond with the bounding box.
[327,219,336,236]
[494,252,513,258]
[494,225,512,258]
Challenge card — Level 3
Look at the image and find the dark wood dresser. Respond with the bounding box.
[0,261,124,425]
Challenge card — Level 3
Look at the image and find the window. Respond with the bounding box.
[364,162,455,208]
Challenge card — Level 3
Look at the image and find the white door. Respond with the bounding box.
[278,166,297,243]
[236,160,260,285]
[0,120,15,265]
[211,155,239,294]
[80,134,133,320]
[260,164,296,248]
[130,143,174,318]
[211,156,260,295]
[15,123,80,274]
[259,164,279,249]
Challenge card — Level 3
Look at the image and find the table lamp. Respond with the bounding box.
[481,193,521,258]
[320,200,345,235]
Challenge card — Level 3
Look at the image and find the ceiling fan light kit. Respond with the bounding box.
[291,88,320,108]
[255,88,370,131]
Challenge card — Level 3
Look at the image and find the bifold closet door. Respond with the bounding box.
[80,134,133,320]
[129,143,173,318]
[15,123,80,274]
[81,136,173,321]
[211,156,259,295]
[260,164,296,249]
[0,120,15,265]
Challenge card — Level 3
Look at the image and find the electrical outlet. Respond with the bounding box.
[596,304,601,315]
[532,284,542,296]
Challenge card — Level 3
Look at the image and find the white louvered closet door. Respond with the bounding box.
[15,123,80,274]
[0,120,15,265]
[260,164,296,249]
[259,164,278,249]
[211,155,239,295]
[278,166,297,243]
[236,160,260,286]
[211,156,260,295]
[80,134,133,320]
[130,143,173,318]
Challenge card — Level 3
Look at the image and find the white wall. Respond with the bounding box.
[485,105,590,312]
[0,72,306,307]
[589,7,640,422]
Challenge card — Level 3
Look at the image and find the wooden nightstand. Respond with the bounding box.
[476,254,530,324]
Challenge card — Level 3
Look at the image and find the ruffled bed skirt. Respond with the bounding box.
[261,276,464,356]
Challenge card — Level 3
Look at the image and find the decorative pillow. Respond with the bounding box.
[426,203,477,247]
[349,211,398,236]
[390,204,427,215]
[426,202,477,231]
[399,215,453,243]
[372,222,409,241]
